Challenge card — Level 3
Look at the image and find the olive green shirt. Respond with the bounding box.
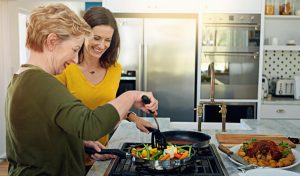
[5,68,119,176]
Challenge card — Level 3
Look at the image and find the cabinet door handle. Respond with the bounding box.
[276,109,285,113]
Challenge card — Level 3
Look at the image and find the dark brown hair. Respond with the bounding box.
[79,6,120,68]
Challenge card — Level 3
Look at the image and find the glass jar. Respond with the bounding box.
[279,0,293,15]
[265,0,275,15]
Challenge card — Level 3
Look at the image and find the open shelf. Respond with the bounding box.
[264,45,300,51]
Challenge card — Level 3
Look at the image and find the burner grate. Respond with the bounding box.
[108,143,228,176]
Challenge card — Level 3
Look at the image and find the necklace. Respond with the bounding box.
[89,71,95,74]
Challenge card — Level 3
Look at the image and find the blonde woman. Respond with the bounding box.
[5,4,158,176]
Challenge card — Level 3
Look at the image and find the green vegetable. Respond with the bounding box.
[188,146,192,157]
[151,151,163,160]
[279,141,290,149]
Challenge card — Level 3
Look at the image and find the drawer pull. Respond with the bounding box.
[276,109,285,113]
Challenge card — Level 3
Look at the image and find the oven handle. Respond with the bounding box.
[204,52,259,59]
[204,24,260,29]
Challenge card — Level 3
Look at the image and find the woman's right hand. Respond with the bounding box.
[133,91,159,116]
[108,91,159,121]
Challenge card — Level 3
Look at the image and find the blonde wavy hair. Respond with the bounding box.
[26,3,91,52]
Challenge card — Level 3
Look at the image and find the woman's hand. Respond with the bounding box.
[127,112,155,133]
[83,140,116,161]
[133,92,159,116]
[108,91,159,121]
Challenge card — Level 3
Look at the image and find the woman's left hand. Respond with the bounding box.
[83,140,116,161]
[127,113,155,133]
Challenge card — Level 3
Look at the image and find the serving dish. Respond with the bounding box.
[229,144,300,169]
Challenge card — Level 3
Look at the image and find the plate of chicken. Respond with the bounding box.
[229,139,300,169]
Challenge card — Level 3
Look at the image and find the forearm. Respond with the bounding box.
[108,91,137,120]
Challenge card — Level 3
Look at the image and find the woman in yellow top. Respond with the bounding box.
[55,6,154,165]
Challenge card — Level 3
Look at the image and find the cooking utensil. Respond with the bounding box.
[218,144,249,165]
[85,143,195,170]
[146,127,167,149]
[141,95,167,149]
[141,95,159,129]
[288,137,300,144]
[162,130,211,148]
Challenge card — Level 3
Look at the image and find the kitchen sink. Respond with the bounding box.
[170,122,252,131]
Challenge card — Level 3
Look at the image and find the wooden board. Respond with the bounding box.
[216,133,296,148]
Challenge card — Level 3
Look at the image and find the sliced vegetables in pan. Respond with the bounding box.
[131,143,192,160]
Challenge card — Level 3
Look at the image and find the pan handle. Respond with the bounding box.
[84,147,126,158]
[146,127,160,133]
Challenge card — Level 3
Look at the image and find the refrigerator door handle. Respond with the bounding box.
[138,43,143,91]
[143,43,148,91]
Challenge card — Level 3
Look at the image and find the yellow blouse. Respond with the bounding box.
[55,63,121,145]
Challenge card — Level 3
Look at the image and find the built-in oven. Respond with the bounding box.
[200,13,261,100]
[202,13,260,52]
[203,102,256,122]
[116,70,136,97]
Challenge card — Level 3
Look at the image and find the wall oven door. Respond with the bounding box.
[200,52,259,99]
[200,13,260,100]
[202,13,260,53]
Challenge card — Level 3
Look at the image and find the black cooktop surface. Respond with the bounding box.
[107,143,228,176]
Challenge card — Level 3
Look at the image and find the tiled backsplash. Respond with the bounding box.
[263,50,300,91]
[264,50,300,79]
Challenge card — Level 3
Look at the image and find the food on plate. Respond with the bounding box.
[131,143,192,160]
[237,139,296,168]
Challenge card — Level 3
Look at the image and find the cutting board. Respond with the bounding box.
[216,133,296,148]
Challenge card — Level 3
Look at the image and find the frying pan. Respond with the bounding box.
[146,127,211,149]
[85,144,195,170]
[162,130,211,148]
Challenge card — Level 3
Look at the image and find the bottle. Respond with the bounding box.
[265,0,275,15]
[279,0,293,15]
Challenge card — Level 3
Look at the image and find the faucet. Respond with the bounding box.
[196,62,227,132]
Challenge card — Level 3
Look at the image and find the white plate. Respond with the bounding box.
[241,168,300,176]
[229,144,300,169]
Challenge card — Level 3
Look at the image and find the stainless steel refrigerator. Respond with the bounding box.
[116,14,197,122]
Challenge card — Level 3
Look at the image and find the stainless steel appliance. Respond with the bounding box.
[262,75,269,98]
[273,79,294,96]
[117,70,136,97]
[294,75,300,99]
[203,102,256,123]
[200,13,261,100]
[115,13,197,122]
[106,142,228,175]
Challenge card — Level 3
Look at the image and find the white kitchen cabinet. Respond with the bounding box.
[261,104,300,119]
[203,0,262,13]
[103,0,202,13]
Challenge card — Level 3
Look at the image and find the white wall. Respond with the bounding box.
[0,0,86,159]
[17,0,85,16]
[0,0,20,158]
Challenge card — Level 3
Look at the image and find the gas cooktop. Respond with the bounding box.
[105,143,228,176]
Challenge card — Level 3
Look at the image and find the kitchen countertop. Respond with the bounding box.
[262,97,300,105]
[86,118,300,176]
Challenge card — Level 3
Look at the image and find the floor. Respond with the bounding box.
[0,160,8,176]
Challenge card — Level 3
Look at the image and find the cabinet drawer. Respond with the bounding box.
[261,104,300,119]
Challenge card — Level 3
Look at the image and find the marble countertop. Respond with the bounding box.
[262,97,300,105]
[87,118,300,176]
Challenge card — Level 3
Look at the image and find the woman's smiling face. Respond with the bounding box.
[84,25,114,59]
